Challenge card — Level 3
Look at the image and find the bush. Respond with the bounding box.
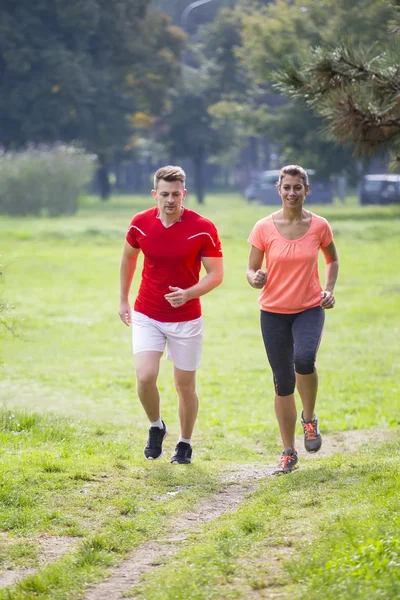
[0,145,97,216]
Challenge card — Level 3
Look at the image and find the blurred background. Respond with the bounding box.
[0,0,399,213]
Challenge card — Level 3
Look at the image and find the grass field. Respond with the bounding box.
[0,193,399,599]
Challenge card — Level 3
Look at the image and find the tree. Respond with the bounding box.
[239,0,393,78]
[158,66,227,204]
[151,0,239,27]
[156,7,251,203]
[227,0,395,178]
[0,1,185,197]
[274,1,400,165]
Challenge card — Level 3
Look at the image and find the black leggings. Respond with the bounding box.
[260,307,325,396]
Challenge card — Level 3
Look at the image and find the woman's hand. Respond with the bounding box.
[321,290,335,309]
[253,269,267,289]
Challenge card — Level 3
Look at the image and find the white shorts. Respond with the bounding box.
[131,311,203,371]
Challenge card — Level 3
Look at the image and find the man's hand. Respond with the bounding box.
[320,290,335,309]
[164,286,190,308]
[252,269,267,289]
[118,300,132,326]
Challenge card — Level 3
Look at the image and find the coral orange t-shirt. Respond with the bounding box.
[248,213,333,314]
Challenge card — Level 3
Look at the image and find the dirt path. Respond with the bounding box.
[83,428,393,600]
[0,536,77,589]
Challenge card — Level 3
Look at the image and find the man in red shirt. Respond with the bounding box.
[118,166,223,464]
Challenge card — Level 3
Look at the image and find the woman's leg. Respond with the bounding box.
[274,394,297,450]
[292,307,325,419]
[260,311,297,451]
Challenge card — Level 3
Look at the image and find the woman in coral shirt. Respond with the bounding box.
[247,165,339,475]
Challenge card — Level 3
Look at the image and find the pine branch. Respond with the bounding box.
[387,0,400,33]
[318,89,400,157]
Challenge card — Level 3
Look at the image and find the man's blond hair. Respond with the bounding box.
[154,165,186,189]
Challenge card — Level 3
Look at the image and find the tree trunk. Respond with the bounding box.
[193,153,205,204]
[96,160,111,200]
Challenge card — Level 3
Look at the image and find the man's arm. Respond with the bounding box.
[247,245,267,289]
[164,256,223,308]
[118,241,141,325]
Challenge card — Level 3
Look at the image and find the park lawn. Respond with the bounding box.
[0,409,225,599]
[134,436,400,600]
[0,193,399,598]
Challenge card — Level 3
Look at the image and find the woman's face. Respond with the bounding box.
[278,174,310,209]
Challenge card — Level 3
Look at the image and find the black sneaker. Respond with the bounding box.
[170,441,192,464]
[301,413,322,453]
[144,421,167,460]
[272,448,299,475]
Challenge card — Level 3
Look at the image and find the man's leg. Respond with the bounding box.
[165,317,203,464]
[134,351,163,421]
[134,350,167,460]
[174,367,198,440]
[169,367,197,464]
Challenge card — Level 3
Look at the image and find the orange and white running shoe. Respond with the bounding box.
[301,413,322,453]
[272,448,299,475]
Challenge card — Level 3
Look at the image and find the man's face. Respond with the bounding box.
[152,179,186,219]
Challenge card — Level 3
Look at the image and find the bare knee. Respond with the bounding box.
[174,370,197,399]
[176,380,197,400]
[135,367,158,390]
[134,352,161,390]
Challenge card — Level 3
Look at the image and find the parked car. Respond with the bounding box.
[359,174,400,205]
[244,169,333,204]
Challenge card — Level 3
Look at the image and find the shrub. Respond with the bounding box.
[0,145,96,216]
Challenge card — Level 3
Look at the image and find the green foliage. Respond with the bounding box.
[272,0,400,163]
[239,0,392,79]
[230,0,396,174]
[158,66,230,202]
[159,8,253,199]
[263,102,357,180]
[0,1,184,163]
[198,8,247,96]
[151,0,239,26]
[197,8,264,168]
[275,41,400,164]
[0,146,96,216]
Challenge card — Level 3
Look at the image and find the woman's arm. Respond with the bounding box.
[247,245,267,289]
[321,241,339,309]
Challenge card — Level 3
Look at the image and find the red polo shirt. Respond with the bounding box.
[126,207,222,322]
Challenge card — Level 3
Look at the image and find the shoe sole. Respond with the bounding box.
[144,428,168,461]
[273,464,299,476]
